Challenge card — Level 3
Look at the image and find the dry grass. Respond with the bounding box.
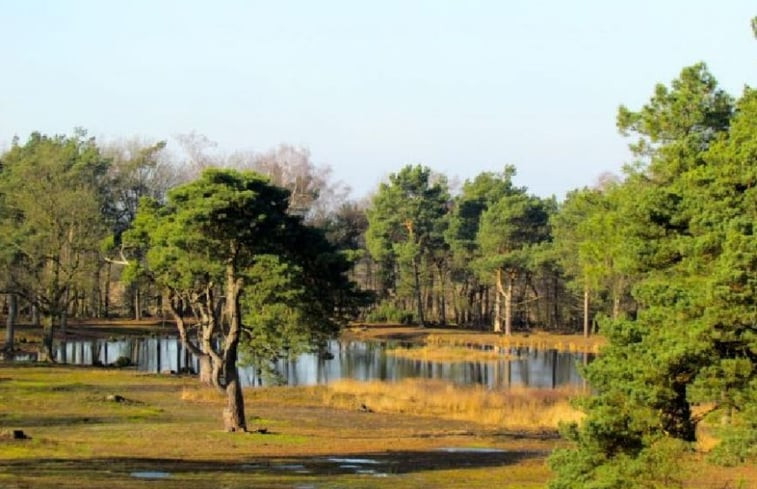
[180,386,225,403]
[343,324,605,354]
[385,345,515,362]
[425,332,604,354]
[0,364,753,489]
[320,378,584,430]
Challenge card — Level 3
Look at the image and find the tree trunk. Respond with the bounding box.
[493,270,503,333]
[4,294,17,351]
[552,274,560,330]
[60,288,69,337]
[198,355,213,384]
[504,273,513,337]
[412,258,425,327]
[104,262,112,318]
[663,382,696,442]
[134,288,142,321]
[168,294,219,388]
[583,286,590,338]
[612,287,621,321]
[482,286,489,327]
[39,314,55,362]
[437,265,447,326]
[31,303,40,327]
[92,266,102,318]
[222,258,247,432]
[223,372,246,432]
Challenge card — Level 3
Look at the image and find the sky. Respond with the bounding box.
[0,0,754,200]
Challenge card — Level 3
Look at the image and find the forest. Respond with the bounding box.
[1,59,754,487]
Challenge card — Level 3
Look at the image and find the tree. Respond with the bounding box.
[3,294,17,352]
[475,188,549,334]
[128,169,291,431]
[552,189,598,336]
[617,62,732,182]
[365,165,449,326]
[687,86,756,464]
[551,185,635,337]
[0,132,109,360]
[242,223,368,365]
[549,66,754,488]
[445,167,518,327]
[241,144,349,221]
[128,168,361,431]
[100,138,178,318]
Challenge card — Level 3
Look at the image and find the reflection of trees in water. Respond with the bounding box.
[45,338,587,390]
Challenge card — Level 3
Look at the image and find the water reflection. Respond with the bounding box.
[42,338,589,390]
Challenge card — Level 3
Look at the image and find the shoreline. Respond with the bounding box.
[2,319,605,355]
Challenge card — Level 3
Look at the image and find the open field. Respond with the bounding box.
[0,363,556,489]
[0,363,753,489]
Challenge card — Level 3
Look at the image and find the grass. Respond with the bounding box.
[317,378,583,430]
[0,323,752,489]
[343,324,605,354]
[0,363,754,488]
[385,344,516,362]
[0,363,558,488]
[424,332,605,354]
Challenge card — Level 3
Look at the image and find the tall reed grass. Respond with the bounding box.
[320,378,584,430]
[385,345,515,362]
[425,333,603,354]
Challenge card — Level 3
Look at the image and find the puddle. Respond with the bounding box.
[130,471,171,479]
[436,447,506,454]
[274,464,307,471]
[326,457,381,465]
[325,457,392,477]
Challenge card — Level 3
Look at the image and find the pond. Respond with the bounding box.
[39,337,588,390]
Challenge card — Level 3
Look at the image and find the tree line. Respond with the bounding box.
[0,132,640,345]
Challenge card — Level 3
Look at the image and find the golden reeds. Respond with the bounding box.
[320,378,584,430]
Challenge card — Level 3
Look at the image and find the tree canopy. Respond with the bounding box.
[125,168,361,431]
[549,66,756,488]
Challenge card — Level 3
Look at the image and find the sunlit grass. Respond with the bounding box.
[343,324,605,354]
[385,344,516,362]
[1,362,752,489]
[426,332,604,354]
[319,378,584,430]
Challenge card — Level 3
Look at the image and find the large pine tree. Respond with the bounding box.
[549,66,755,487]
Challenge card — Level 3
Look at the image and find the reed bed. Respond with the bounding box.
[425,333,604,355]
[384,345,516,362]
[320,378,584,430]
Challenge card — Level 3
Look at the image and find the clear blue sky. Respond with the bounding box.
[1,1,754,199]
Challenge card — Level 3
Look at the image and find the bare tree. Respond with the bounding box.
[230,144,350,220]
[172,135,350,220]
[173,131,222,181]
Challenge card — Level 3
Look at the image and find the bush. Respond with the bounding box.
[364,302,415,325]
[112,356,132,368]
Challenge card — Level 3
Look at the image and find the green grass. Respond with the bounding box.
[0,362,752,489]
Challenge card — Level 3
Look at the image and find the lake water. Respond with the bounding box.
[43,337,588,390]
